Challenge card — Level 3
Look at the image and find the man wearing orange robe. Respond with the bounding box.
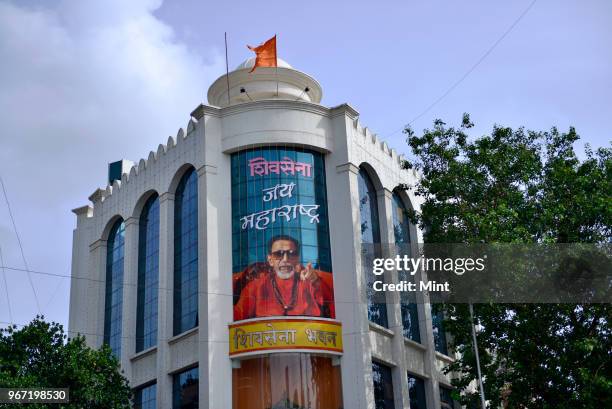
[234,235,335,320]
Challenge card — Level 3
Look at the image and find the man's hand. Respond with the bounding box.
[297,262,319,282]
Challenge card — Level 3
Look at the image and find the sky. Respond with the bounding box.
[0,0,610,330]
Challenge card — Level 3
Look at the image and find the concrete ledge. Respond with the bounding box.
[404,337,427,351]
[435,350,455,364]
[130,345,157,362]
[168,326,198,345]
[369,321,395,338]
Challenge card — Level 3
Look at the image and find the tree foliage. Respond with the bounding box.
[403,115,611,408]
[0,316,131,409]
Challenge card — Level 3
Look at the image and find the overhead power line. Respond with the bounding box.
[386,0,539,138]
[0,176,41,313]
[0,246,14,325]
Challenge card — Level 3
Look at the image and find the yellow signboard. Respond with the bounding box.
[229,318,343,357]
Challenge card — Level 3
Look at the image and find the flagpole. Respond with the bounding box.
[224,32,231,106]
[275,34,279,97]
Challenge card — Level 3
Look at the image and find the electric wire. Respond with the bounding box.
[385,0,539,138]
[0,264,432,306]
[0,245,14,325]
[0,176,42,313]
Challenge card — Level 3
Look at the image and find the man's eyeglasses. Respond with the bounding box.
[270,249,299,259]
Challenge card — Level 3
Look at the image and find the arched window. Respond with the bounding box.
[357,167,388,328]
[104,219,125,357]
[392,191,420,342]
[391,192,411,246]
[136,194,159,352]
[173,168,198,335]
[358,168,381,245]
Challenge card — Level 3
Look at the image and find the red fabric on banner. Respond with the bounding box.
[234,271,334,320]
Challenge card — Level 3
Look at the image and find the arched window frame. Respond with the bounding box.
[136,193,160,352]
[357,165,388,328]
[103,218,125,357]
[173,167,199,336]
[392,189,421,342]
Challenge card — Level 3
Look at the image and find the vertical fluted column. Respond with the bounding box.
[196,165,210,408]
[88,239,107,349]
[198,160,233,409]
[378,188,411,409]
[157,193,174,408]
[329,162,374,409]
[121,216,139,377]
[417,258,441,408]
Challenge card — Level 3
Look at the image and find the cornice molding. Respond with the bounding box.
[159,192,175,203]
[197,164,218,176]
[89,239,107,251]
[336,162,360,175]
[124,217,139,227]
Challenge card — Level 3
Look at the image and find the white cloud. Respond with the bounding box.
[0,0,224,327]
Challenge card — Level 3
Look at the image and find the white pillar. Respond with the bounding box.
[378,188,411,409]
[200,159,233,409]
[417,265,441,408]
[196,165,210,408]
[328,162,374,409]
[121,216,139,378]
[87,239,107,349]
[157,193,174,408]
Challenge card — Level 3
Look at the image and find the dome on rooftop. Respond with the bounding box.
[235,57,292,71]
[208,56,321,107]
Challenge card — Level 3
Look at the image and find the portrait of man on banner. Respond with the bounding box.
[233,235,335,320]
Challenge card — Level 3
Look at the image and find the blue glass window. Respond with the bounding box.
[407,374,427,409]
[431,304,449,355]
[440,385,456,409]
[136,195,159,352]
[173,366,198,408]
[358,167,388,328]
[134,383,156,409]
[104,219,125,358]
[392,191,420,342]
[231,148,332,274]
[174,168,198,335]
[372,361,394,409]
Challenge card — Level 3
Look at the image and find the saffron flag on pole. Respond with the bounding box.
[247,35,277,73]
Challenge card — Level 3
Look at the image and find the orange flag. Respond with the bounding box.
[247,35,277,73]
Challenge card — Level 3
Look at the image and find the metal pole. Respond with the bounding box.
[470,303,487,409]
[224,32,231,106]
[275,34,279,97]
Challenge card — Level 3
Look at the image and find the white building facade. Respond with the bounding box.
[69,58,459,409]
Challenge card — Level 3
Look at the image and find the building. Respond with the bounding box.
[69,57,459,408]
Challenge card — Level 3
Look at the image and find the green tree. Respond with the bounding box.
[0,316,132,408]
[403,115,611,408]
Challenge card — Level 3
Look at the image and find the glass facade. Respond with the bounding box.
[431,304,449,356]
[104,219,125,358]
[358,167,388,328]
[173,366,199,409]
[134,383,156,409]
[372,361,394,409]
[174,168,199,335]
[407,374,427,409]
[392,191,420,342]
[137,194,160,352]
[232,353,343,409]
[231,147,334,320]
[439,386,456,409]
